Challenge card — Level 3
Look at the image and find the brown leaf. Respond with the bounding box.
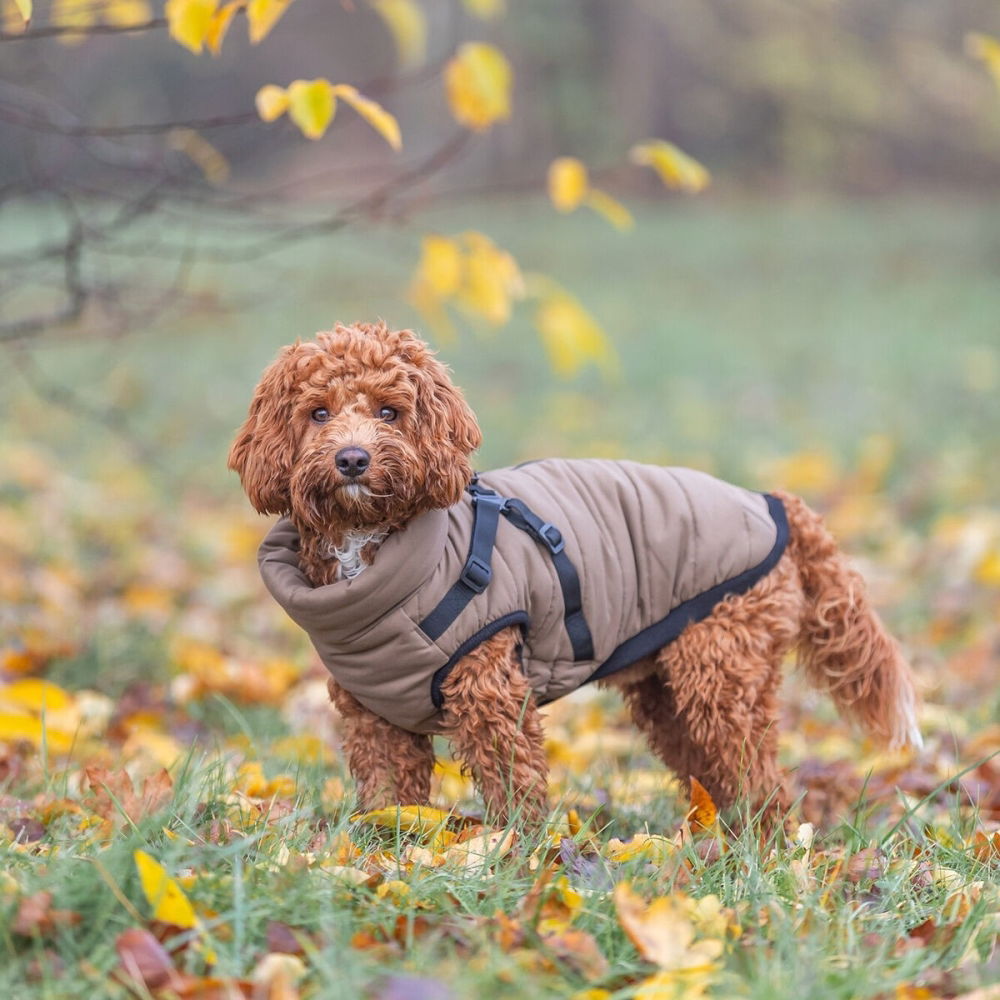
[12,891,82,937]
[115,927,181,991]
[687,777,718,832]
[845,847,887,884]
[84,766,173,826]
[9,816,45,842]
[266,921,309,957]
[541,927,609,980]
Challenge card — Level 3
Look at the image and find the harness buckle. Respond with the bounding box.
[471,492,506,513]
[536,522,565,554]
[460,556,492,593]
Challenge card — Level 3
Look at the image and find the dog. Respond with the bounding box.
[229,321,921,827]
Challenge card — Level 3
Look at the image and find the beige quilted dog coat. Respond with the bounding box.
[258,459,788,734]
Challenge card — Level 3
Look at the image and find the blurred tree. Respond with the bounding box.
[0,0,996,366]
[0,0,710,377]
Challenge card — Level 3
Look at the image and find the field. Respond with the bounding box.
[1,196,999,999]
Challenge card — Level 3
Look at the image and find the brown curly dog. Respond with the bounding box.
[229,322,921,828]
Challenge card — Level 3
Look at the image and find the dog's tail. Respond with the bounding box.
[777,490,922,750]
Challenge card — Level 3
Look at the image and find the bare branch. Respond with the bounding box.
[0,18,167,43]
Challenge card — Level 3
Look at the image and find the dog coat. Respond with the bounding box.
[258,459,789,734]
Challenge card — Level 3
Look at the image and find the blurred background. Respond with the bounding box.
[0,0,998,793]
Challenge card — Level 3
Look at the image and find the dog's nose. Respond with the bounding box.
[335,447,370,478]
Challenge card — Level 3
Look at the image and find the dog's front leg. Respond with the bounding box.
[439,627,549,828]
[327,678,435,809]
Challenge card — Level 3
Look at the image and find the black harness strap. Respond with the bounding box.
[499,497,594,661]
[418,491,505,641]
[418,482,594,661]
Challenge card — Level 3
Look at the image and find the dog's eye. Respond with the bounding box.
[378,406,398,423]
[311,408,330,423]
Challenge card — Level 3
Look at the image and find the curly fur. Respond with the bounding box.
[231,322,921,827]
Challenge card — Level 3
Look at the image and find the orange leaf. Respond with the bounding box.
[687,777,717,831]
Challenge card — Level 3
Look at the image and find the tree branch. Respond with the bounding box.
[0,18,167,43]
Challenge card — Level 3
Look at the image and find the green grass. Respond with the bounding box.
[2,194,998,493]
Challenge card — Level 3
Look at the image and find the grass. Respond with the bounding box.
[1,195,999,998]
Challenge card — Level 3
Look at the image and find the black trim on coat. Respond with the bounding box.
[429,611,530,710]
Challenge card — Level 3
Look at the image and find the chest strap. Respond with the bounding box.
[419,483,595,662]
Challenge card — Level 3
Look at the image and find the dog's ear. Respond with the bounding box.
[410,346,482,509]
[228,342,317,514]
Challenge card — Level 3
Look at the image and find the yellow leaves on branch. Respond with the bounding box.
[167,127,230,184]
[165,0,217,52]
[255,79,402,147]
[371,0,427,69]
[11,0,30,26]
[444,42,512,131]
[462,0,504,19]
[531,279,618,379]
[410,233,616,378]
[547,156,634,231]
[42,0,151,45]
[410,231,524,330]
[967,33,1000,90]
[165,0,294,55]
[630,139,711,194]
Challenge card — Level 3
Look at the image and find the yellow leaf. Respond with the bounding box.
[585,188,634,231]
[1,679,73,714]
[686,777,718,832]
[444,42,512,131]
[976,549,1000,586]
[415,235,463,298]
[205,0,242,54]
[255,84,290,122]
[167,127,230,184]
[371,0,426,69]
[352,805,454,836]
[330,84,402,150]
[165,0,219,54]
[102,0,153,27]
[287,78,337,139]
[246,0,293,44]
[548,157,589,212]
[2,0,29,33]
[457,231,524,325]
[534,289,616,378]
[635,968,715,1000]
[613,882,723,974]
[967,32,1000,89]
[604,833,679,865]
[133,850,199,928]
[445,827,515,869]
[0,714,74,754]
[12,0,30,23]
[462,0,503,18]
[51,0,97,44]
[630,139,711,194]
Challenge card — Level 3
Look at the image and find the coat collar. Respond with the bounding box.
[257,509,450,638]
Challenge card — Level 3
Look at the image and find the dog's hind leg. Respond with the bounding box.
[327,678,436,809]
[440,627,549,828]
[612,664,697,784]
[652,557,804,819]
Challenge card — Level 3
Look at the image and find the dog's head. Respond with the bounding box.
[229,323,481,535]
